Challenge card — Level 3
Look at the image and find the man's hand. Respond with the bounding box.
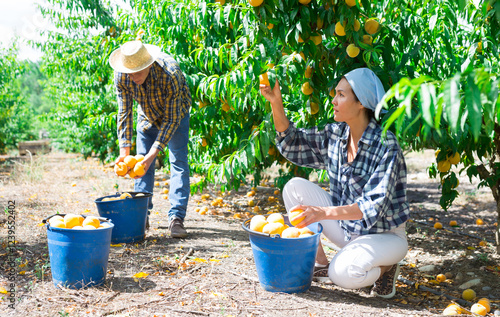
[131,147,160,179]
[115,147,131,165]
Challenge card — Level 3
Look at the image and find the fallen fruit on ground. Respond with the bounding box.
[477,298,491,312]
[436,274,446,282]
[476,218,484,225]
[442,303,462,315]
[470,303,487,316]
[449,220,458,227]
[462,288,476,301]
[434,222,443,229]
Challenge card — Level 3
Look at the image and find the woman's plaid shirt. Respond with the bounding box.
[276,119,410,240]
[114,53,191,151]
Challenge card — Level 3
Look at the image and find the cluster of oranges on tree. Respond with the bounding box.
[48,214,111,230]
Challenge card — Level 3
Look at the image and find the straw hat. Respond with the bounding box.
[109,40,161,73]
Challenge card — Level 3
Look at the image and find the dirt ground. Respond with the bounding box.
[0,149,499,316]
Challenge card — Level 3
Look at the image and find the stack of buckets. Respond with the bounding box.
[242,217,323,293]
[45,192,151,289]
[45,215,114,289]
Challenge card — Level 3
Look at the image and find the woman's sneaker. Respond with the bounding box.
[371,263,400,299]
[312,263,332,284]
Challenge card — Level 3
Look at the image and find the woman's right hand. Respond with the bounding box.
[259,79,283,105]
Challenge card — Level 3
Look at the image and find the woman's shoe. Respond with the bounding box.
[371,263,400,299]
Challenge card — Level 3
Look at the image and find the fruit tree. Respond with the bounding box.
[36,0,500,250]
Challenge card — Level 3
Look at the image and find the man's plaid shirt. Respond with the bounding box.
[114,53,191,151]
[276,119,410,240]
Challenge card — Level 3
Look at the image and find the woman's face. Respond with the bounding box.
[331,78,364,123]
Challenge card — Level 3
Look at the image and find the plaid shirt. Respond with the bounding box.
[276,119,410,240]
[114,53,191,151]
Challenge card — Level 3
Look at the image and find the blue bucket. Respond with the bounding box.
[45,215,113,289]
[242,218,323,293]
[95,192,152,244]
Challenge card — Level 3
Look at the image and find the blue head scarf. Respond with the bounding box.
[344,68,386,113]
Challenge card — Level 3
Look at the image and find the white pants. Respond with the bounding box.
[282,177,408,289]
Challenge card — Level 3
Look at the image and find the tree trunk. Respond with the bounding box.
[497,198,500,254]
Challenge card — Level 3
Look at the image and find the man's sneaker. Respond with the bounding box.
[169,218,188,238]
[371,263,400,299]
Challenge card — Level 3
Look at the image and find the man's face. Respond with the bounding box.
[128,65,151,85]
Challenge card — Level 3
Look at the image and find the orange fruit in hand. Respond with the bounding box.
[135,154,144,162]
[114,162,128,176]
[123,155,137,169]
[259,72,270,86]
[133,163,146,177]
[289,210,305,227]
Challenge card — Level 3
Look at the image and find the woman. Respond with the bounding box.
[259,68,410,299]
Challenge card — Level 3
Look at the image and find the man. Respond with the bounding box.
[109,40,191,238]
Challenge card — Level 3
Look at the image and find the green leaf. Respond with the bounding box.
[443,73,461,132]
[465,74,482,141]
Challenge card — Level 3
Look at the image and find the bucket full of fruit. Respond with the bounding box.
[44,214,114,289]
[95,192,152,244]
[242,213,323,293]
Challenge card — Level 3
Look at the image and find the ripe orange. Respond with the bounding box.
[448,152,460,165]
[434,222,443,229]
[201,138,207,147]
[82,216,100,229]
[345,0,356,7]
[123,155,137,169]
[246,190,256,197]
[365,19,379,34]
[353,19,361,31]
[267,213,285,225]
[442,304,462,315]
[50,219,66,228]
[479,240,487,247]
[299,0,311,4]
[250,215,267,232]
[222,102,231,112]
[267,23,274,29]
[449,220,458,227]
[262,222,286,235]
[259,72,270,86]
[362,34,373,45]
[316,17,324,29]
[346,44,360,58]
[289,210,305,227]
[133,163,146,177]
[476,218,484,225]
[470,303,487,316]
[135,154,144,162]
[477,298,491,313]
[248,0,263,7]
[437,160,451,173]
[114,162,128,177]
[462,288,476,301]
[329,87,335,98]
[335,22,346,36]
[310,102,319,115]
[64,214,84,229]
[281,227,300,238]
[301,82,314,95]
[311,35,322,45]
[305,65,314,78]
[436,274,446,282]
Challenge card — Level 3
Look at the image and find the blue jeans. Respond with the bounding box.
[134,114,190,222]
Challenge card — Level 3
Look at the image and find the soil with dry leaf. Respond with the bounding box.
[0,149,499,317]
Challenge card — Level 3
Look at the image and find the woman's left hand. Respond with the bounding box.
[290,205,327,228]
